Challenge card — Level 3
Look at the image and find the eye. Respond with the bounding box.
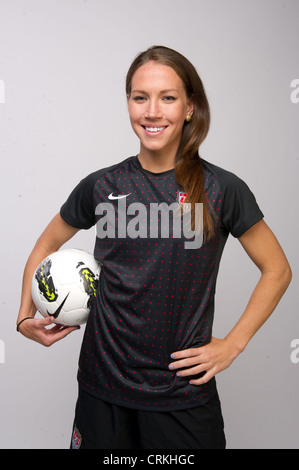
[132,96,147,102]
[162,96,177,102]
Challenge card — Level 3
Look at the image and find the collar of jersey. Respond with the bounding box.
[133,155,175,178]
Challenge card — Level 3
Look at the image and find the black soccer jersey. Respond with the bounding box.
[60,155,263,411]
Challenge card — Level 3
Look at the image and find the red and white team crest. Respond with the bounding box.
[177,191,187,204]
[72,425,82,449]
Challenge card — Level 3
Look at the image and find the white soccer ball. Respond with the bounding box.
[31,249,101,326]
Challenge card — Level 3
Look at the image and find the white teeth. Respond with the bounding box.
[145,127,165,132]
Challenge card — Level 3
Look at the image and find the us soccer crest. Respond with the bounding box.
[177,191,187,204]
[71,425,82,449]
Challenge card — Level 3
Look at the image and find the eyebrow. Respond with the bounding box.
[131,89,179,94]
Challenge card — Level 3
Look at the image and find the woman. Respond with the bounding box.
[17,46,292,449]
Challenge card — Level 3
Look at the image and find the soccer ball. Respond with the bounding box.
[31,249,101,326]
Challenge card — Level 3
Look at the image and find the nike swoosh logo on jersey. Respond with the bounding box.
[108,192,131,200]
[47,292,70,318]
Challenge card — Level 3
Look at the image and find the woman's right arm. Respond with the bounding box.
[17,213,81,346]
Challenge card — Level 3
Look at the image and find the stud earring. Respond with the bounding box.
[185,114,192,122]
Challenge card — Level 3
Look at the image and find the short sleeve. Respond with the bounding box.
[60,173,96,230]
[221,173,264,238]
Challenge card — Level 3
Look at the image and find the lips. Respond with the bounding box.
[144,126,166,132]
[142,125,167,136]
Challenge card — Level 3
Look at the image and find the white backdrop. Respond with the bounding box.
[0,0,298,449]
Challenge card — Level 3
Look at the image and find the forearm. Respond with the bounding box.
[168,265,292,384]
[17,213,80,326]
[17,241,81,344]
[169,221,292,384]
[17,242,56,324]
[224,266,292,357]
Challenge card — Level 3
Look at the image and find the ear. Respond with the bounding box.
[187,96,194,117]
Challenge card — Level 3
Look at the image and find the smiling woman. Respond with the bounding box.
[126,46,214,240]
[17,45,291,450]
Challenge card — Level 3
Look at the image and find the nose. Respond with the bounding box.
[144,98,163,119]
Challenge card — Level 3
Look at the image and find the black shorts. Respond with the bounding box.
[70,388,226,449]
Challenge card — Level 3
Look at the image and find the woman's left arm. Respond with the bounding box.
[168,220,292,385]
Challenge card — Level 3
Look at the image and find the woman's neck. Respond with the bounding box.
[137,150,176,173]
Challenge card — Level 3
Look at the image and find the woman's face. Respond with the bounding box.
[127,61,193,162]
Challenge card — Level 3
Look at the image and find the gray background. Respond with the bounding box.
[0,0,298,449]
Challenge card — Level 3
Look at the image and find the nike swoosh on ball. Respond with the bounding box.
[47,292,70,318]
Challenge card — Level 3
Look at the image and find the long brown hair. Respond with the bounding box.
[126,45,215,241]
